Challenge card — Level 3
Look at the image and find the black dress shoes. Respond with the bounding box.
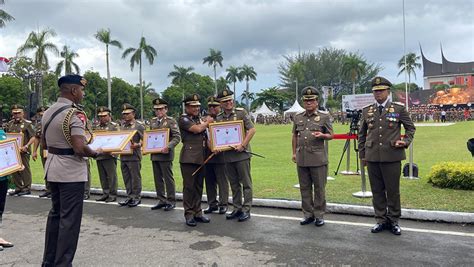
[128,199,141,207]
[164,204,176,211]
[238,212,251,222]
[203,206,218,214]
[194,216,211,223]
[17,191,31,196]
[371,223,386,233]
[226,210,243,220]
[314,218,325,227]
[186,218,197,227]
[96,195,109,202]
[151,203,167,210]
[105,196,116,203]
[218,206,228,214]
[300,217,315,225]
[390,224,402,235]
[83,194,90,200]
[8,190,20,196]
[118,198,132,206]
[39,192,51,198]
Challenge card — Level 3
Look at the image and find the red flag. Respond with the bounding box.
[0,57,10,72]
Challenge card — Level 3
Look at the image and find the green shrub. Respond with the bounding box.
[428,162,474,190]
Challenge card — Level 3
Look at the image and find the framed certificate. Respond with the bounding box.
[6,132,24,148]
[88,131,136,153]
[143,129,170,154]
[208,120,245,152]
[0,139,23,177]
[113,141,133,155]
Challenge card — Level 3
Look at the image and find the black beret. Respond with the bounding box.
[58,74,87,87]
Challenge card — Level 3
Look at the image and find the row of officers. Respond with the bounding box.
[5,75,414,234]
[6,74,414,266]
[5,89,256,227]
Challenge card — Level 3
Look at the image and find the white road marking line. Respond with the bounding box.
[21,195,474,238]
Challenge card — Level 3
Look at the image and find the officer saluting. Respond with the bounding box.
[178,94,213,227]
[5,104,36,196]
[94,106,119,202]
[358,76,416,235]
[149,98,181,211]
[41,75,105,266]
[292,87,333,227]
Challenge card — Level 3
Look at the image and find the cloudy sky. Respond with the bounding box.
[1,0,473,96]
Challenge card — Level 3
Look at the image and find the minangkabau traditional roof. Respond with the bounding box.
[420,45,474,77]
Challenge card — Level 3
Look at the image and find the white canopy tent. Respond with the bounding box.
[284,100,305,118]
[252,102,277,117]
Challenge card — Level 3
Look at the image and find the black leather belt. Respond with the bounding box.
[48,147,75,155]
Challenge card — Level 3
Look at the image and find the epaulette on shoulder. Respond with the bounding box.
[110,121,117,126]
[296,111,305,115]
[217,111,224,116]
[362,103,373,110]
[24,119,32,123]
[151,117,157,120]
[392,102,405,106]
[235,108,244,111]
[166,116,174,120]
[136,120,145,125]
[318,110,329,114]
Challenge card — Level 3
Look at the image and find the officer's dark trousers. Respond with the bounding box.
[41,156,51,193]
[97,158,118,197]
[121,160,142,200]
[42,181,85,267]
[12,153,31,192]
[205,163,229,208]
[180,163,204,219]
[152,160,176,205]
[367,161,401,224]
[297,165,327,219]
[225,159,252,213]
[0,179,8,222]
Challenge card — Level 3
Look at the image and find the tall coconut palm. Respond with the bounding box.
[122,36,157,120]
[202,48,223,95]
[168,65,194,113]
[397,52,421,93]
[225,66,242,101]
[0,0,14,28]
[55,45,80,75]
[17,28,59,105]
[341,53,366,95]
[239,64,257,111]
[94,28,122,110]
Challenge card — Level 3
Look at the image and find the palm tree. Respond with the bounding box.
[168,65,194,113]
[341,53,366,94]
[239,64,257,111]
[398,52,421,93]
[55,45,80,75]
[240,91,255,109]
[226,66,243,101]
[122,36,157,120]
[95,28,122,110]
[0,0,14,28]
[202,48,223,94]
[17,28,59,105]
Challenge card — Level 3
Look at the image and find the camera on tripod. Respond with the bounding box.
[346,109,362,130]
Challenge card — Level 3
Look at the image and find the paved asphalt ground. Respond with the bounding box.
[1,193,473,266]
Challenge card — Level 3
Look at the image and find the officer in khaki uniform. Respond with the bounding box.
[216,89,256,222]
[32,106,52,198]
[6,104,36,196]
[292,87,333,227]
[358,76,416,235]
[41,74,105,266]
[203,96,229,214]
[149,98,181,211]
[178,94,214,227]
[93,106,119,202]
[118,104,145,207]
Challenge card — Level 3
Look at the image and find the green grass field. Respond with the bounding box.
[30,121,474,212]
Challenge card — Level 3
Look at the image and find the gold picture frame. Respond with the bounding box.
[208,120,245,152]
[88,130,136,153]
[142,129,170,154]
[0,138,23,177]
[6,132,24,148]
